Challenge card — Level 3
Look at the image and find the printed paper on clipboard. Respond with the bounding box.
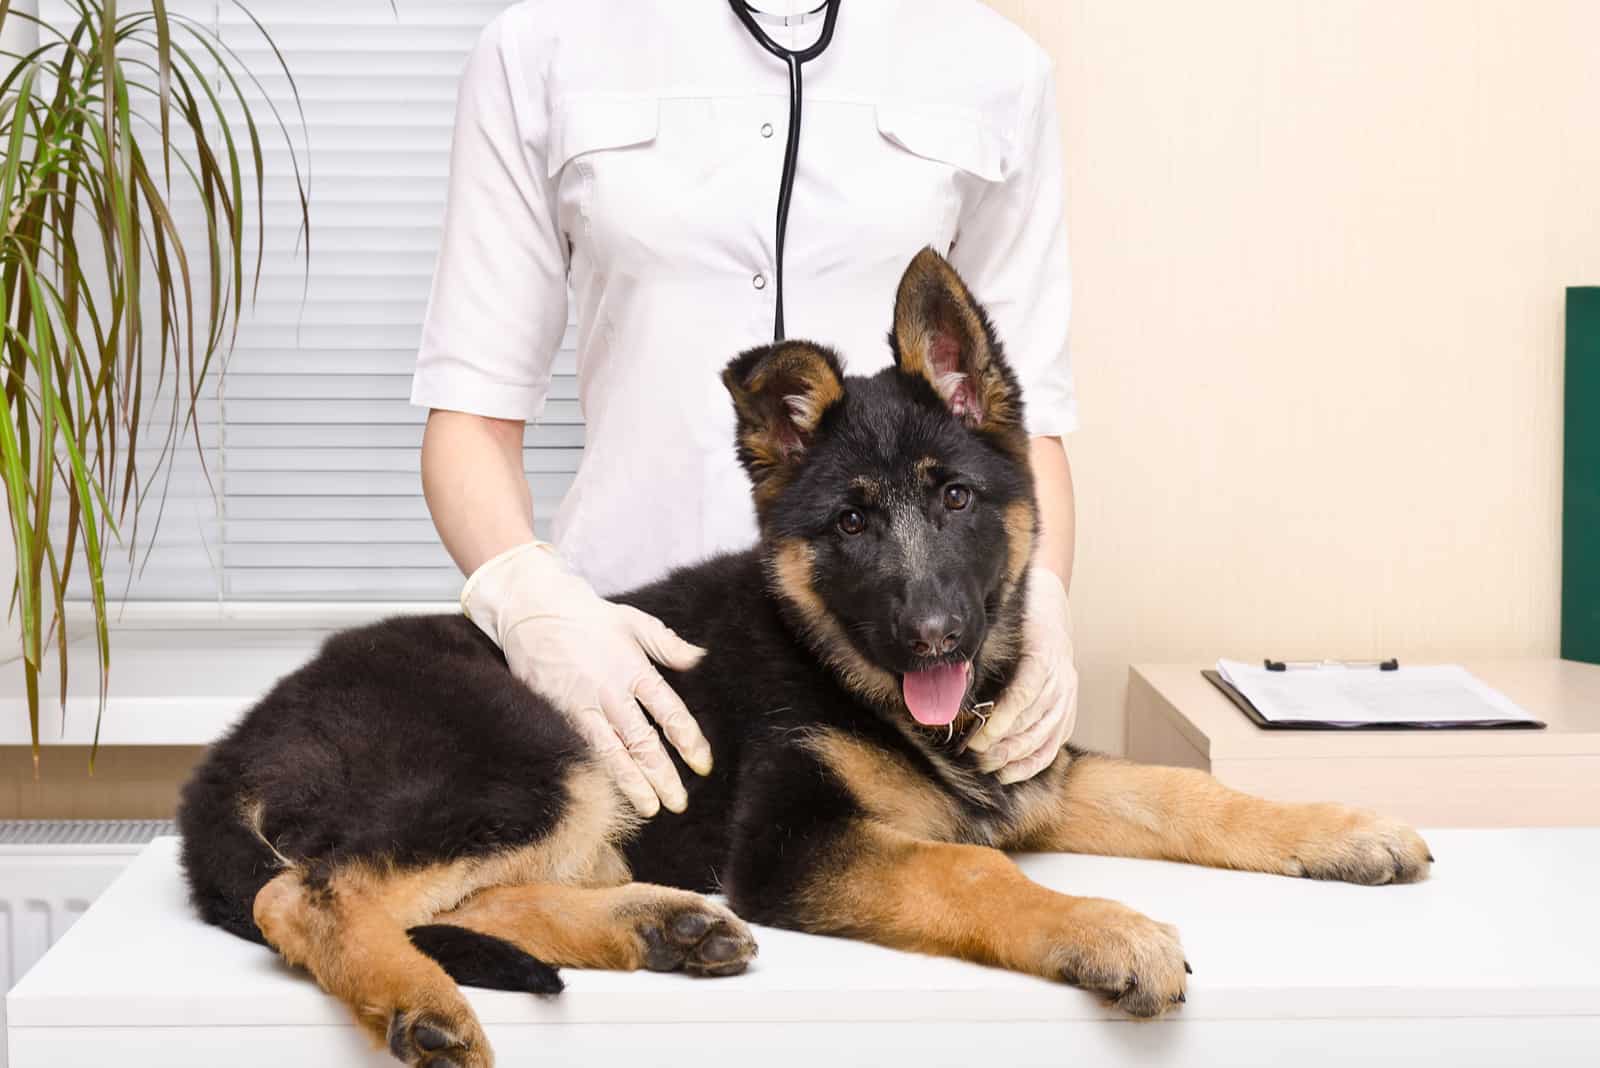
[1210,660,1546,730]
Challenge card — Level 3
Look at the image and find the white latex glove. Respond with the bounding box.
[966,566,1079,784]
[461,541,713,816]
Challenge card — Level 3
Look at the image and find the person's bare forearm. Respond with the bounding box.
[422,409,536,575]
[1029,435,1076,593]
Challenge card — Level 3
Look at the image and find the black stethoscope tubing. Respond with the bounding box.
[728,0,842,342]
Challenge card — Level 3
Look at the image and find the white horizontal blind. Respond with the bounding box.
[39,0,227,602]
[49,0,573,602]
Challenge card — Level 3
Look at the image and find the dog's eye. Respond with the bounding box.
[942,484,972,511]
[837,509,866,535]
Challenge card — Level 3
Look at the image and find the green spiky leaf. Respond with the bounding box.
[1,0,309,769]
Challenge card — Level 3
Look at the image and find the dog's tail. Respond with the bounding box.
[408,924,564,996]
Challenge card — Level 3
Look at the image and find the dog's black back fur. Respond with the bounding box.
[179,615,589,942]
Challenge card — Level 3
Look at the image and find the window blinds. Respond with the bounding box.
[49,0,563,602]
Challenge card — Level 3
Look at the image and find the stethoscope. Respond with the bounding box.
[728,0,843,342]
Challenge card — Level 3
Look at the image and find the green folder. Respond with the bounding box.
[1566,287,1600,664]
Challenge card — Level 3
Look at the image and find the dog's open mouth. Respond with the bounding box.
[901,660,971,726]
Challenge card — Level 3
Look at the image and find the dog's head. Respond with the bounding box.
[723,248,1037,733]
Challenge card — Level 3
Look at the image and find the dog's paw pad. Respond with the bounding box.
[387,1008,484,1068]
[638,900,758,977]
[668,909,714,944]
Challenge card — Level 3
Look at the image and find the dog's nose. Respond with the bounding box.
[907,614,963,658]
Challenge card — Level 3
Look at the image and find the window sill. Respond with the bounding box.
[0,603,455,747]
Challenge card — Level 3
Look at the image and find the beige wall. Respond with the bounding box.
[987,0,1600,753]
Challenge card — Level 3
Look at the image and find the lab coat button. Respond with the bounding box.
[752,273,767,290]
[760,122,774,138]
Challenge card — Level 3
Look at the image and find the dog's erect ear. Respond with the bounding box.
[892,248,1025,443]
[723,341,846,503]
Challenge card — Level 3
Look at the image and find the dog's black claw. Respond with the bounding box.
[1125,973,1139,991]
[1174,992,1186,1004]
[1184,961,1193,974]
[1426,853,1435,863]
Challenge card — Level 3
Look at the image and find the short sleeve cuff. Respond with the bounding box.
[410,361,551,422]
[1022,382,1079,437]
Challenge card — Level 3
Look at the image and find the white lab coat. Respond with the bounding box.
[411,0,1076,594]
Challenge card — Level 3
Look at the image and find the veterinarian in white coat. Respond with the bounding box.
[412,0,1080,816]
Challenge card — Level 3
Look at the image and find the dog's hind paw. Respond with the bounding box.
[1283,809,1432,886]
[633,895,759,977]
[386,1005,490,1068]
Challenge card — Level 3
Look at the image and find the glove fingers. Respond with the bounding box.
[624,607,708,671]
[994,722,1067,785]
[967,654,1043,754]
[600,686,690,815]
[1009,673,1056,736]
[634,670,714,777]
[977,687,1062,774]
[573,704,662,818]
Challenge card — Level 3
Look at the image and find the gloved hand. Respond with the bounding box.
[461,541,713,816]
[966,566,1079,784]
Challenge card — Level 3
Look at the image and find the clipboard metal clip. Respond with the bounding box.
[1264,658,1399,672]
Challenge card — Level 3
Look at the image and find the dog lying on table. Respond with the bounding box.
[178,249,1431,1068]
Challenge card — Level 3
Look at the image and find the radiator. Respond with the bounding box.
[0,819,174,1068]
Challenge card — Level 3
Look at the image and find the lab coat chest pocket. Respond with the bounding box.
[549,93,660,178]
[553,94,765,271]
[870,103,1006,241]
[549,94,660,251]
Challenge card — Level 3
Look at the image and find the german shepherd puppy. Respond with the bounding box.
[179,250,1431,1068]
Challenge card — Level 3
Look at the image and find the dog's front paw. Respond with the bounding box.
[1049,898,1188,1018]
[1283,806,1433,885]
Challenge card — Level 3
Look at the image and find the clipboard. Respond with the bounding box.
[1201,670,1547,731]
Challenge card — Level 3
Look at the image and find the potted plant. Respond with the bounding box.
[1,0,306,767]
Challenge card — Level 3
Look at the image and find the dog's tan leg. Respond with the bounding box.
[253,869,491,1068]
[1010,754,1432,885]
[434,881,757,977]
[790,820,1188,1017]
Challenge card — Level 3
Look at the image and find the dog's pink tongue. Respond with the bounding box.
[902,662,970,726]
